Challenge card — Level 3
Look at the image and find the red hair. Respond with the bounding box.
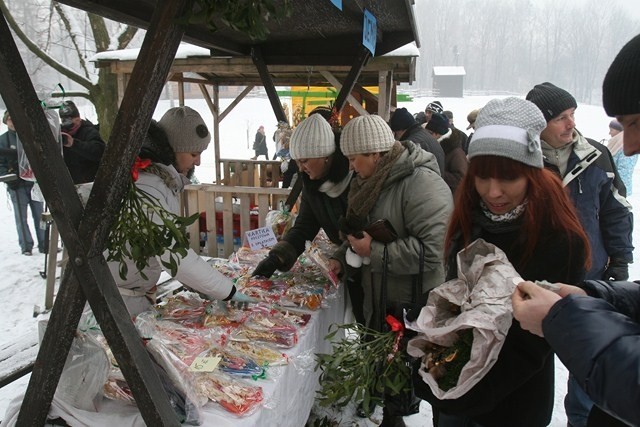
[445,156,591,269]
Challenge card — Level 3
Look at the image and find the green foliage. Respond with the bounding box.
[436,328,474,391]
[314,323,411,417]
[185,0,293,40]
[107,180,199,280]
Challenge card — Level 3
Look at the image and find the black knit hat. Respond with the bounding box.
[525,82,577,122]
[389,107,416,131]
[603,34,640,116]
[425,112,450,135]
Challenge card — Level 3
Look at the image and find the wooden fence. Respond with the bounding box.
[183,183,291,258]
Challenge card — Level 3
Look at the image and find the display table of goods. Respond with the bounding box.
[2,239,345,427]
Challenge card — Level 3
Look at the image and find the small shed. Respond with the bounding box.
[432,66,466,97]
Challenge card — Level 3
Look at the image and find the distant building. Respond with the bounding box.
[432,66,466,97]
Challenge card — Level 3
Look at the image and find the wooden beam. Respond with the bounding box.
[0,0,194,425]
[334,47,371,112]
[251,46,288,124]
[219,85,254,122]
[319,70,368,117]
[212,84,221,183]
[377,69,394,121]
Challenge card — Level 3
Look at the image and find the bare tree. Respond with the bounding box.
[0,0,140,140]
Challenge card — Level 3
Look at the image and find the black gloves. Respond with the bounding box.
[603,259,629,281]
[251,254,282,278]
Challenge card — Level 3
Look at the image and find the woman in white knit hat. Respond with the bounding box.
[251,112,367,323]
[330,113,453,426]
[415,97,590,427]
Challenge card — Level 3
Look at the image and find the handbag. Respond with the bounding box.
[364,219,398,244]
[378,241,424,417]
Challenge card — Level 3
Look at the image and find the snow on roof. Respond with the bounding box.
[384,42,419,57]
[90,43,211,62]
[90,41,418,63]
[433,66,466,76]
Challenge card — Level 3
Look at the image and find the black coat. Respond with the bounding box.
[415,212,587,427]
[400,123,445,176]
[253,131,268,156]
[544,279,640,426]
[270,151,351,270]
[63,119,105,184]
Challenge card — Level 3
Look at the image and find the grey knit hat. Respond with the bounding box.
[340,115,395,156]
[525,82,577,122]
[289,113,335,159]
[158,106,210,153]
[468,97,546,169]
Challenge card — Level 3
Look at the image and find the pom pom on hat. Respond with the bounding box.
[158,106,211,153]
[289,114,335,159]
[468,97,546,169]
[389,107,417,131]
[603,33,640,116]
[525,82,577,122]
[425,113,450,135]
[340,115,395,156]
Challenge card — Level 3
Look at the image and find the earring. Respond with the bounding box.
[325,158,329,163]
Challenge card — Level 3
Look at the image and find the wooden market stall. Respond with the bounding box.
[0,1,420,425]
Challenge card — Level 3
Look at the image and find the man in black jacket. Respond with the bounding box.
[59,100,105,184]
[0,111,45,255]
[389,107,445,175]
[513,33,640,427]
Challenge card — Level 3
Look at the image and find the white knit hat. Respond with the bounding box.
[289,114,335,159]
[158,106,211,153]
[340,115,395,156]
[468,97,546,169]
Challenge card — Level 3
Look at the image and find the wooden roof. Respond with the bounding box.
[57,0,420,65]
[92,46,418,87]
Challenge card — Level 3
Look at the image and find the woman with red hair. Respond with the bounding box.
[415,97,591,427]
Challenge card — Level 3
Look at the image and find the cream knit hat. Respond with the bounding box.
[158,106,211,153]
[340,115,395,156]
[289,114,335,159]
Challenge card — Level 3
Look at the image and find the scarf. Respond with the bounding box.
[479,199,527,224]
[607,132,624,156]
[343,142,405,231]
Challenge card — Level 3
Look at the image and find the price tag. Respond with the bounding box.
[245,226,278,250]
[189,356,221,372]
[362,9,377,55]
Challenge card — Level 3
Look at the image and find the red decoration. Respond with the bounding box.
[385,314,404,333]
[131,157,152,181]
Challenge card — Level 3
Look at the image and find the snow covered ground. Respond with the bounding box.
[1,94,638,425]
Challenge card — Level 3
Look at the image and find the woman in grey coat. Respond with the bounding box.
[330,114,453,426]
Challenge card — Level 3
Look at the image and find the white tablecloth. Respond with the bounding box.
[2,285,346,427]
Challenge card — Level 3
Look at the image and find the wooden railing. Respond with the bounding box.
[183,184,290,258]
[218,158,283,188]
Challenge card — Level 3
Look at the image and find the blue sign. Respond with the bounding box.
[362,9,377,55]
[330,0,342,10]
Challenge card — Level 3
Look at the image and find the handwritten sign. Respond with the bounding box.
[245,226,278,250]
[189,356,221,372]
[362,9,377,55]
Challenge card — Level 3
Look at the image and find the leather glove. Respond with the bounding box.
[404,303,425,323]
[251,254,282,278]
[603,259,629,281]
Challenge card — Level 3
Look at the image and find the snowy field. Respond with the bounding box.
[1,94,638,426]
